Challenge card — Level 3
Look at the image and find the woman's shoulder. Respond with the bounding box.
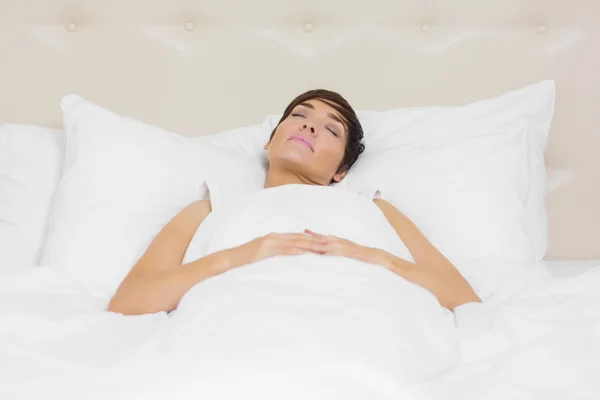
[184,199,212,217]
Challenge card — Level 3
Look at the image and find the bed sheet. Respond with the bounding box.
[0,260,598,400]
[428,259,600,399]
[544,259,600,277]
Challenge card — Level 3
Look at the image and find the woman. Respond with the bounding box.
[107,90,481,316]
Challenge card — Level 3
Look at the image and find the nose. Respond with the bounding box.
[302,124,316,135]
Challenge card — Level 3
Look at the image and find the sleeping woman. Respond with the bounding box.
[107,89,481,316]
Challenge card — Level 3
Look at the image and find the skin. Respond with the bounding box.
[107,99,481,316]
[263,99,349,187]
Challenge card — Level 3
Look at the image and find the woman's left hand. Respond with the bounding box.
[305,229,481,310]
[304,229,388,266]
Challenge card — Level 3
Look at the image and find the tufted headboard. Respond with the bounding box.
[1,0,598,260]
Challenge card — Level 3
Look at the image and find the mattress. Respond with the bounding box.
[0,260,599,399]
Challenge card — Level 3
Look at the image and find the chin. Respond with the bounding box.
[271,149,311,167]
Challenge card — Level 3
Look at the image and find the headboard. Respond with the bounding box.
[1,0,598,260]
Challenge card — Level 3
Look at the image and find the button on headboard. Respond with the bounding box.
[1,0,598,259]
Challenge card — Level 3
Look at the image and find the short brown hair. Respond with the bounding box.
[269,89,365,175]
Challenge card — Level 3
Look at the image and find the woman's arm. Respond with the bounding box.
[373,199,481,309]
[373,199,455,269]
[107,200,217,315]
[107,251,232,316]
[368,248,481,311]
[108,199,330,316]
[305,199,481,310]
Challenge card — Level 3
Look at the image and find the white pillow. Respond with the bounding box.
[0,123,65,268]
[199,123,272,157]
[343,123,533,265]
[39,95,266,300]
[211,81,555,264]
[341,81,555,265]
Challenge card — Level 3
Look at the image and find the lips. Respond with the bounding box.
[289,136,314,151]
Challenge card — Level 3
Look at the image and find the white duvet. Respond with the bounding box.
[1,185,599,399]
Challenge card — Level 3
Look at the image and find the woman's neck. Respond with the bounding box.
[263,167,317,188]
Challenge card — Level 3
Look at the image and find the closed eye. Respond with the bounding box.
[291,113,305,118]
[326,127,339,137]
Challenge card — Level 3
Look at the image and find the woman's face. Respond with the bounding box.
[264,99,348,185]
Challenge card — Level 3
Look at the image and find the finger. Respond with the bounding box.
[303,229,328,242]
[281,244,325,256]
[304,229,326,238]
[307,230,339,242]
[276,232,319,239]
[299,237,329,252]
[293,232,327,244]
[321,240,347,256]
[270,233,316,243]
[287,237,328,254]
[281,246,311,255]
[271,234,327,254]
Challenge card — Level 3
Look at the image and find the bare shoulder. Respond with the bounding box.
[373,198,394,212]
[142,199,212,255]
[147,198,212,248]
[125,199,212,279]
[373,199,454,268]
[186,199,212,216]
[168,199,212,229]
[167,199,212,233]
[373,198,411,225]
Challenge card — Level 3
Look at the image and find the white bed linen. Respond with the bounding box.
[544,259,600,277]
[1,234,599,400]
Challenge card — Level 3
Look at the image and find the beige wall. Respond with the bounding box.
[0,0,598,259]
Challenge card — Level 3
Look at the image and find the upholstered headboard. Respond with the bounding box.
[1,0,598,259]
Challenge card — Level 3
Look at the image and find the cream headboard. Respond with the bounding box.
[1,0,598,260]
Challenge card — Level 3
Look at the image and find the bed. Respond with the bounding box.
[1,259,599,399]
[1,1,599,399]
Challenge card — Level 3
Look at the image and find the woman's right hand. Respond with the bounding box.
[222,232,329,270]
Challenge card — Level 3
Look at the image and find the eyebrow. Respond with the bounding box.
[298,102,346,131]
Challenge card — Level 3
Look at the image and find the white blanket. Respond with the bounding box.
[1,185,599,399]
